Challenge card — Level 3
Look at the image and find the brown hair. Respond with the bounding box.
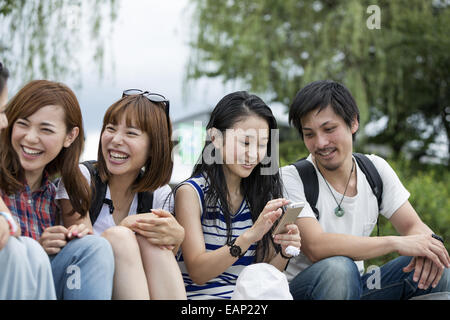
[97,95,173,193]
[0,80,91,216]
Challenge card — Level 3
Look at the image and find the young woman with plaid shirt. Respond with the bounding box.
[0,80,115,299]
[1,64,56,300]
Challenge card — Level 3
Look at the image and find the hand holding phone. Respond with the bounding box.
[272,201,304,236]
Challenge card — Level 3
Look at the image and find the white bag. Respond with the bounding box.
[231,263,293,300]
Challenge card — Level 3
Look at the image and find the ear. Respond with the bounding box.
[350,117,359,135]
[63,127,80,148]
[207,127,223,149]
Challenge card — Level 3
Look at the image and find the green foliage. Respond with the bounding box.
[0,0,119,90]
[187,0,450,164]
[366,158,450,267]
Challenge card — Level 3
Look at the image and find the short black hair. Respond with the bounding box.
[0,62,10,94]
[289,80,360,140]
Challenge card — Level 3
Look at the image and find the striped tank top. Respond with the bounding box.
[177,174,256,300]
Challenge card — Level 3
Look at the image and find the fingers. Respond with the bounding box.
[264,208,283,224]
[135,212,164,226]
[40,237,67,255]
[413,256,426,284]
[417,258,432,289]
[421,260,440,290]
[431,264,445,289]
[150,209,172,218]
[273,224,301,249]
[403,257,416,273]
[262,198,290,215]
[45,225,68,234]
[40,226,68,254]
[429,238,450,268]
[67,224,92,239]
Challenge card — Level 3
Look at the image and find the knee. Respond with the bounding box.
[317,256,360,280]
[312,256,361,299]
[102,226,135,248]
[135,234,166,256]
[1,237,51,273]
[20,236,51,268]
[69,235,114,267]
[1,237,27,264]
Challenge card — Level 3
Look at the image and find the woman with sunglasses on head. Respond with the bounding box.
[57,89,186,300]
[0,79,115,299]
[174,91,301,299]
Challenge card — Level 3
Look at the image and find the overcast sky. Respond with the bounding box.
[71,0,241,165]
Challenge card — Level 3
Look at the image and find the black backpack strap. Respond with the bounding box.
[292,159,320,220]
[353,154,383,210]
[137,191,154,214]
[81,161,107,225]
[354,153,384,236]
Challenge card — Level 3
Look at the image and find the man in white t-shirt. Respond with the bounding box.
[281,80,450,300]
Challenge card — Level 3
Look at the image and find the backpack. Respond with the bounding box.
[291,153,383,236]
[82,161,154,225]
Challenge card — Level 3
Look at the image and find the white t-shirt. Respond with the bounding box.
[280,154,410,281]
[56,164,173,235]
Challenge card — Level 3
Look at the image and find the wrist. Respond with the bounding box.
[242,227,258,244]
[388,236,401,254]
[432,233,445,245]
[0,211,18,236]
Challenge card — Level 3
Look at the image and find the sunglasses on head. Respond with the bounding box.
[122,89,170,119]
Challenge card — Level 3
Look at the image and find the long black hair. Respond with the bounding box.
[190,91,283,262]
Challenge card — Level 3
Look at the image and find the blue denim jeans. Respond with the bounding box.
[0,236,56,300]
[289,256,450,300]
[49,235,115,300]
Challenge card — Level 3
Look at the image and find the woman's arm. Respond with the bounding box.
[129,209,185,255]
[176,185,286,285]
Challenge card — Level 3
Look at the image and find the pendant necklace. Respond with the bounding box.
[316,159,355,217]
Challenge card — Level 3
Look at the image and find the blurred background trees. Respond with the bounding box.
[0,0,118,90]
[187,0,450,265]
[187,0,450,165]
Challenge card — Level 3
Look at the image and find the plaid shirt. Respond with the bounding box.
[0,171,58,241]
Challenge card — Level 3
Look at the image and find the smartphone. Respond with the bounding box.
[272,201,305,236]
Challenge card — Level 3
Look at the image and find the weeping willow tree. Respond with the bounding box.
[187,0,450,163]
[0,0,119,89]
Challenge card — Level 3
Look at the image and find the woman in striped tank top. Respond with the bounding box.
[174,91,301,299]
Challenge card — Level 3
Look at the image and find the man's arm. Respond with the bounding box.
[389,200,432,236]
[389,200,450,289]
[297,217,398,263]
[298,200,450,267]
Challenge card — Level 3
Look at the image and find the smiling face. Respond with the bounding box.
[218,114,270,179]
[301,105,358,172]
[11,104,79,180]
[100,111,150,178]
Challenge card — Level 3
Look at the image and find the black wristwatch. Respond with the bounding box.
[227,238,246,259]
[432,233,445,244]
